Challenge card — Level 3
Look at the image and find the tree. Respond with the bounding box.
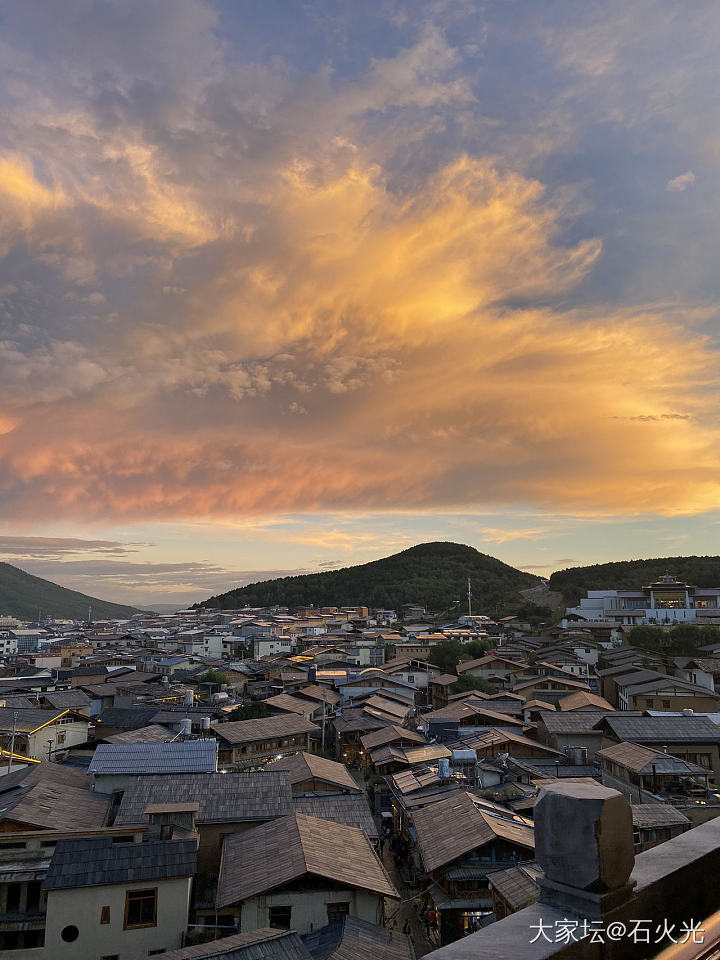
[449,674,497,695]
[462,637,494,659]
[430,639,465,672]
[226,701,269,721]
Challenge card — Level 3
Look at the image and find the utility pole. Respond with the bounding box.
[321,687,326,754]
[467,578,472,619]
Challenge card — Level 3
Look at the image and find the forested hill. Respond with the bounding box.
[549,556,720,606]
[199,542,541,613]
[0,562,141,621]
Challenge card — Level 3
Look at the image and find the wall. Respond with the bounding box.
[238,886,383,934]
[43,875,191,960]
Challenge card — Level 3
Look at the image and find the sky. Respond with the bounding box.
[2,0,720,608]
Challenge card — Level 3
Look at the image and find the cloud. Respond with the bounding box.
[1,0,720,536]
[667,171,696,192]
[0,536,147,558]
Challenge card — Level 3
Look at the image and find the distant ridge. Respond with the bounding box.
[0,562,140,621]
[549,555,720,606]
[197,541,542,614]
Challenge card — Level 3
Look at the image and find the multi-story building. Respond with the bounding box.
[565,574,720,626]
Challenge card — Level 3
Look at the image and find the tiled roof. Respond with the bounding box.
[558,691,614,711]
[265,693,316,716]
[88,740,217,776]
[114,771,292,825]
[212,715,317,744]
[0,764,110,830]
[0,707,68,733]
[43,689,92,709]
[488,863,541,911]
[216,813,398,907]
[266,752,360,791]
[162,930,308,960]
[103,723,175,744]
[599,741,708,775]
[360,725,427,751]
[43,837,196,890]
[302,916,413,960]
[537,711,612,734]
[292,793,378,839]
[96,706,162,729]
[600,715,720,743]
[631,804,690,829]
[411,791,534,872]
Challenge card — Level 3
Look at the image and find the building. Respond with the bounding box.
[42,836,196,960]
[0,707,90,764]
[212,715,317,770]
[566,573,720,626]
[214,812,398,933]
[88,741,218,795]
[266,752,361,794]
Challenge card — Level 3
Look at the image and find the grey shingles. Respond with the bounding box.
[601,715,720,743]
[114,771,292,826]
[43,836,196,890]
[292,794,378,840]
[88,740,217,776]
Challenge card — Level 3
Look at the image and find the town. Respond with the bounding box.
[1,573,720,959]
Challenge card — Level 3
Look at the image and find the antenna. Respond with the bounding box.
[467,578,472,619]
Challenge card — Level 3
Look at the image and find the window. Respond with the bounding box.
[662,700,671,708]
[61,925,79,943]
[268,905,292,929]
[26,881,41,912]
[645,699,654,708]
[101,955,120,960]
[327,902,350,925]
[5,882,21,912]
[57,732,66,745]
[124,889,158,929]
[100,905,111,924]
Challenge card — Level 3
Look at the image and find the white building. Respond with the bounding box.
[565,574,720,626]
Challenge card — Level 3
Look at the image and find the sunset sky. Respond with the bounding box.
[2,1,720,607]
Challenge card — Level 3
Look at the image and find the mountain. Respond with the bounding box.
[549,556,720,606]
[0,562,141,621]
[198,542,542,614]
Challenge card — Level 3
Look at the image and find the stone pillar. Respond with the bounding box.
[535,782,636,920]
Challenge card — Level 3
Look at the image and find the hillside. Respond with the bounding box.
[0,562,140,621]
[199,542,541,614]
[549,556,720,606]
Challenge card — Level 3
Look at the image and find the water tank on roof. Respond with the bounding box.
[184,689,194,706]
[682,708,694,717]
[201,716,211,731]
[438,757,451,779]
[452,749,477,763]
[180,718,192,737]
[220,684,228,692]
[211,691,229,702]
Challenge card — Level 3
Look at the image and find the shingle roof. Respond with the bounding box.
[600,715,720,743]
[599,741,708,775]
[411,791,534,872]
[302,916,413,960]
[212,715,317,744]
[558,692,614,712]
[537,711,613,735]
[88,740,217,776]
[216,813,398,907]
[488,863,541,911]
[292,794,378,839]
[43,837,196,890]
[266,752,360,792]
[0,768,110,830]
[631,804,690,829]
[103,723,175,744]
[114,771,292,825]
[43,689,92,710]
[0,707,68,733]
[265,694,316,716]
[161,930,309,960]
[96,706,162,729]
[360,725,427,751]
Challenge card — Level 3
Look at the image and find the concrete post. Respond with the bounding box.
[535,782,636,919]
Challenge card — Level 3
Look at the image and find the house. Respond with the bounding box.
[428,674,460,710]
[335,670,416,705]
[595,714,720,784]
[410,790,534,944]
[0,763,110,832]
[419,702,528,741]
[557,691,614,712]
[212,715,317,770]
[535,710,613,762]
[510,676,592,705]
[489,863,542,919]
[599,741,713,807]
[214,813,398,933]
[631,804,690,852]
[113,771,293,873]
[332,711,391,766]
[42,836,196,960]
[359,725,427,755]
[266,752,360,794]
[455,655,525,681]
[292,794,379,845]
[0,707,90,763]
[614,671,720,713]
[88,740,218,795]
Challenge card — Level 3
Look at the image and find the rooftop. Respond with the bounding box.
[88,740,217,776]
[212,715,317,744]
[266,752,360,792]
[216,812,398,907]
[43,836,196,890]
